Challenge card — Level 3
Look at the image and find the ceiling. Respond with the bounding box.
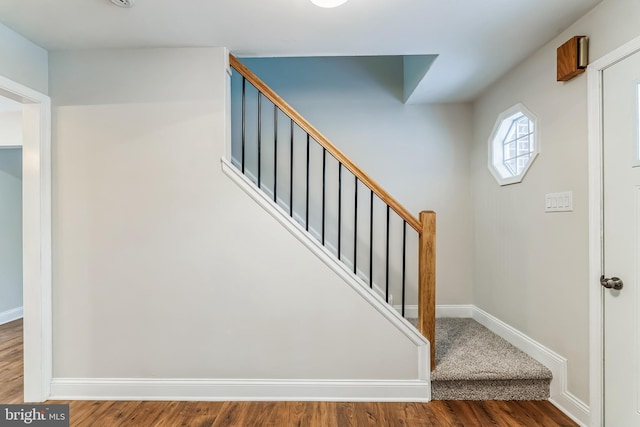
[0,0,601,103]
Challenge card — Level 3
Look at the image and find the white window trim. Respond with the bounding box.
[487,103,540,186]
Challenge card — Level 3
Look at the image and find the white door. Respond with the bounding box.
[603,47,640,426]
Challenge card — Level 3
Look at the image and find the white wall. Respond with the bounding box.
[0,111,23,147]
[237,56,474,306]
[0,148,22,317]
[472,0,640,405]
[0,23,48,94]
[49,48,421,381]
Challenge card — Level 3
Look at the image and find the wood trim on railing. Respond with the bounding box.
[229,54,421,233]
[418,210,436,371]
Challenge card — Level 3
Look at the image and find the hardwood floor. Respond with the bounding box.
[0,319,578,426]
[0,318,23,404]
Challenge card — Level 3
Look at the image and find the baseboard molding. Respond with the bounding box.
[0,306,23,325]
[549,393,590,427]
[436,304,474,318]
[393,305,474,319]
[394,304,417,318]
[438,305,589,426]
[49,378,430,402]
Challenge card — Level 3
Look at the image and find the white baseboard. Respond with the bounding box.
[436,305,589,426]
[0,306,23,325]
[392,305,474,319]
[436,304,474,318]
[50,378,429,402]
[394,304,417,318]
[549,394,590,427]
[470,307,589,426]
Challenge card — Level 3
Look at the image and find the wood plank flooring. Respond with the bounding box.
[0,319,578,426]
[0,318,24,404]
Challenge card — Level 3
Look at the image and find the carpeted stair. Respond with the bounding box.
[410,318,552,400]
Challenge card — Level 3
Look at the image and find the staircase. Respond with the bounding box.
[228,54,552,401]
[410,318,552,400]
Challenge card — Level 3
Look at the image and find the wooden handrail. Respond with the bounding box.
[229,54,422,233]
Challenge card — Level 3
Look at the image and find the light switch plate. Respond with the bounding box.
[545,191,573,212]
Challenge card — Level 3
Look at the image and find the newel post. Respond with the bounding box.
[418,210,436,371]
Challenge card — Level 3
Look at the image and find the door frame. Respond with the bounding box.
[587,33,640,427]
[0,75,52,402]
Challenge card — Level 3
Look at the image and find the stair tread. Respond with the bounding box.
[409,318,553,382]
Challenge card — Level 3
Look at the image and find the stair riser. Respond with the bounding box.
[432,379,551,401]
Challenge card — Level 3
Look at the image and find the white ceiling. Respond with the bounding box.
[0,0,601,102]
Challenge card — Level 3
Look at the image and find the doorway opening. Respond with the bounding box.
[0,76,51,403]
[0,96,23,324]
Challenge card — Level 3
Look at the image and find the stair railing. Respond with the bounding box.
[229,54,436,370]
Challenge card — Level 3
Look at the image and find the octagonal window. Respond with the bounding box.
[488,103,539,186]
